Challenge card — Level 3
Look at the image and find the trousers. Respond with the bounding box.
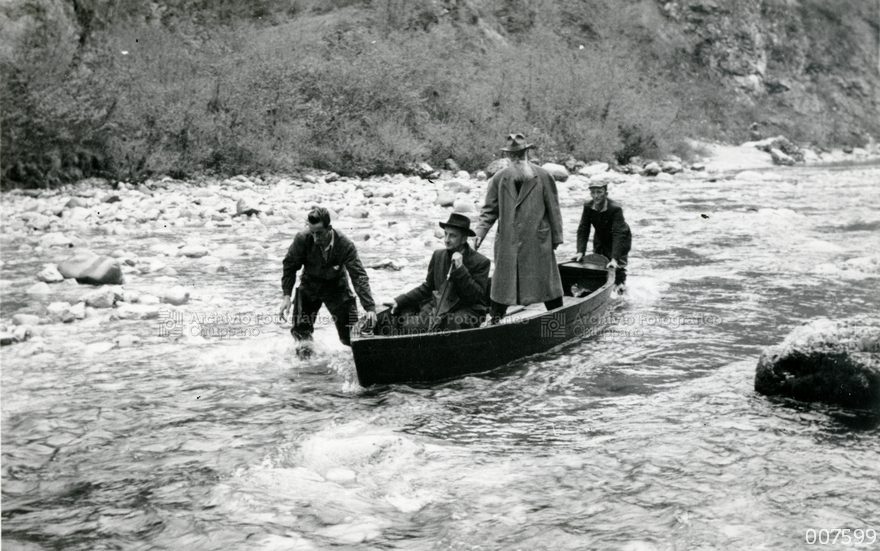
[290,287,358,346]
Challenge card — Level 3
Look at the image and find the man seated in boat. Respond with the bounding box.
[386,213,491,331]
[574,181,632,292]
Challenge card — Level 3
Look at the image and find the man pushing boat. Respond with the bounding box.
[278,207,377,356]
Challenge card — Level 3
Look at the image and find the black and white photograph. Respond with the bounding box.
[2,1,879,549]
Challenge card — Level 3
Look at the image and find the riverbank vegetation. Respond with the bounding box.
[3,0,878,187]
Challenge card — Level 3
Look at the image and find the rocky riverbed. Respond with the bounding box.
[2,141,878,359]
[2,144,880,551]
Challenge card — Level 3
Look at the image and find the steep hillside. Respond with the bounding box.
[2,0,877,186]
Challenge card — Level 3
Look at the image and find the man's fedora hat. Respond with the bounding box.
[439,212,476,237]
[500,133,533,152]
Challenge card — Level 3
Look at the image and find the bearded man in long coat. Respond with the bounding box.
[474,133,564,324]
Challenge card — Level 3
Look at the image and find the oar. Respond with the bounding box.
[428,264,454,332]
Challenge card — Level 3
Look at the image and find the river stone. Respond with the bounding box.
[26,282,52,295]
[443,180,470,194]
[82,287,118,309]
[39,232,79,248]
[150,243,179,257]
[47,302,71,315]
[163,286,190,305]
[409,161,435,178]
[65,197,89,209]
[25,214,53,230]
[434,192,455,207]
[802,148,820,163]
[58,251,124,285]
[37,265,65,283]
[70,302,87,318]
[114,303,161,320]
[452,198,476,213]
[578,162,610,176]
[661,160,683,174]
[755,316,880,409]
[770,148,796,166]
[12,326,32,343]
[484,158,508,177]
[0,332,16,346]
[347,207,369,219]
[642,162,661,176]
[541,163,570,182]
[236,198,260,216]
[139,294,161,305]
[180,244,209,258]
[12,314,41,326]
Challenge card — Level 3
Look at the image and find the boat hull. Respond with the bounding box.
[351,260,615,386]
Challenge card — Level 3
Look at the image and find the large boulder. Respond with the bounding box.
[748,135,804,162]
[755,317,880,409]
[642,162,661,176]
[660,160,683,174]
[57,250,124,285]
[541,163,570,182]
[81,287,119,309]
[769,148,796,166]
[578,162,609,177]
[408,161,436,179]
[484,158,509,177]
[235,197,260,216]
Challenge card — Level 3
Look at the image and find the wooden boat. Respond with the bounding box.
[350,254,616,386]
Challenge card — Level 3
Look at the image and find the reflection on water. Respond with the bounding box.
[2,166,880,550]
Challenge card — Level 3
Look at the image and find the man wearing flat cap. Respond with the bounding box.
[474,133,564,324]
[574,181,632,290]
[389,213,490,331]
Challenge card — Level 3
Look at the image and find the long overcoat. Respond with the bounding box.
[474,164,564,305]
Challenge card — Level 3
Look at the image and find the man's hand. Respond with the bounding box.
[572,252,584,262]
[278,295,292,322]
[383,299,399,314]
[451,252,463,269]
[607,259,619,269]
[364,310,378,328]
[474,236,483,250]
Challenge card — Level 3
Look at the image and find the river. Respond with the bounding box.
[2,163,879,550]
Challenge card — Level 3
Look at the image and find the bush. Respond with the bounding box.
[0,0,747,187]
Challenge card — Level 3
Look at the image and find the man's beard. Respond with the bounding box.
[509,159,534,181]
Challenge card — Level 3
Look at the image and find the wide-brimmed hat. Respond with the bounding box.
[500,133,533,152]
[439,212,476,237]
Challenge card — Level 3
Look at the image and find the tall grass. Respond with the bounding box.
[8,0,871,187]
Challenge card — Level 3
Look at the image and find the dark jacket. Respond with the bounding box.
[576,199,632,261]
[282,228,375,311]
[395,245,490,316]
